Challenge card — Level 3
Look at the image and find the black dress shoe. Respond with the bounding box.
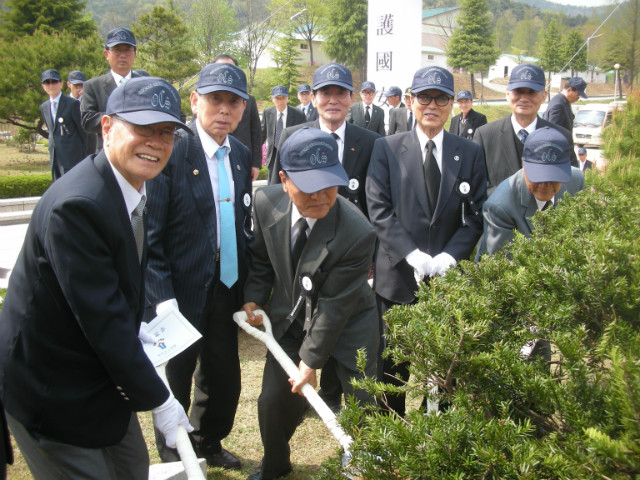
[204,448,241,469]
[246,465,292,480]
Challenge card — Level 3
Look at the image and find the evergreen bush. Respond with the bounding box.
[316,92,640,480]
[0,174,50,198]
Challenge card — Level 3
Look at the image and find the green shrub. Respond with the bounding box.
[316,94,640,479]
[257,166,268,181]
[12,128,39,153]
[0,174,51,198]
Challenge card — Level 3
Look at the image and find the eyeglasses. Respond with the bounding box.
[415,93,452,107]
[109,45,136,54]
[113,116,178,144]
[42,80,60,85]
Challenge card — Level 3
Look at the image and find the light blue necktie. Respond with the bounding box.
[216,147,238,288]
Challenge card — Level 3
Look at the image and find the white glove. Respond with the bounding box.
[152,394,193,448]
[429,252,456,277]
[406,249,433,285]
[138,322,155,344]
[156,298,179,316]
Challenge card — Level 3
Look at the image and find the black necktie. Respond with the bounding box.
[364,106,371,126]
[407,111,413,131]
[542,200,553,211]
[424,140,440,212]
[274,112,284,148]
[291,217,309,267]
[518,129,528,144]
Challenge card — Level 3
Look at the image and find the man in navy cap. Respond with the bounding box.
[82,27,141,153]
[577,146,593,171]
[449,89,487,140]
[347,81,386,136]
[242,127,379,480]
[297,83,317,121]
[543,77,588,133]
[384,85,404,109]
[262,85,306,175]
[476,126,584,257]
[145,62,253,470]
[39,69,88,181]
[66,70,86,100]
[366,66,487,416]
[271,63,380,220]
[388,86,414,135]
[1,77,193,480]
[474,63,577,196]
[214,54,263,180]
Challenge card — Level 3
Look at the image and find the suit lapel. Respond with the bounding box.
[501,117,522,175]
[296,203,336,291]
[43,100,55,133]
[264,195,295,294]
[342,123,360,177]
[402,131,431,219]
[433,131,462,222]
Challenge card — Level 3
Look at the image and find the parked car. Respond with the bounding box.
[573,102,625,147]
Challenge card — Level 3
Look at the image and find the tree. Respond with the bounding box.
[0,0,96,39]
[184,0,240,68]
[601,0,640,90]
[270,29,302,98]
[0,30,104,136]
[321,0,367,80]
[561,30,587,77]
[538,18,564,95]
[234,0,279,91]
[270,0,326,66]
[447,0,500,100]
[494,10,517,52]
[131,1,199,87]
[316,92,640,480]
[511,11,543,56]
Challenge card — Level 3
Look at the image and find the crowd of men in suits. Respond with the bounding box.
[1,22,593,480]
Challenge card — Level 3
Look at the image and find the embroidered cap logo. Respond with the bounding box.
[151,89,171,110]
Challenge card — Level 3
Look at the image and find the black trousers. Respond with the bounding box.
[258,321,373,479]
[155,277,241,461]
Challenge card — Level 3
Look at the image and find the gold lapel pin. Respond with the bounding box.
[193,169,199,175]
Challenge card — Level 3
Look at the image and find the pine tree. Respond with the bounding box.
[187,0,240,67]
[561,30,587,77]
[321,0,367,80]
[0,0,96,39]
[447,0,500,99]
[538,18,564,94]
[270,29,302,99]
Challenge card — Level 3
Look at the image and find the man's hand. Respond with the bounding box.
[242,302,264,326]
[289,360,317,396]
[429,252,456,277]
[251,167,260,181]
[406,249,433,285]
[152,394,194,448]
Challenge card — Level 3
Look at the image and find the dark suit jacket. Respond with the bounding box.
[299,102,318,122]
[347,102,386,136]
[81,71,142,152]
[231,94,262,169]
[145,130,253,326]
[0,152,168,448]
[40,94,88,180]
[261,105,306,170]
[0,399,11,479]
[581,160,593,171]
[388,106,412,135]
[449,108,487,140]
[543,93,574,132]
[473,116,578,196]
[244,187,379,371]
[476,167,585,257]
[269,120,379,218]
[366,130,487,304]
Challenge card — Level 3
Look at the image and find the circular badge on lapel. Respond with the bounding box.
[300,274,314,294]
[467,128,473,135]
[58,118,64,124]
[348,178,359,192]
[458,181,470,196]
[243,193,251,208]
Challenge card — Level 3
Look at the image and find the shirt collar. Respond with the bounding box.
[319,120,346,142]
[105,150,146,219]
[111,70,132,85]
[290,205,317,231]
[50,92,62,103]
[535,197,554,211]
[415,127,444,159]
[196,119,231,159]
[511,114,538,136]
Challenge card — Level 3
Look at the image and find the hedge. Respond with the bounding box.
[0,174,51,199]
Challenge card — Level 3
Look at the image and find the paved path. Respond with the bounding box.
[0,223,28,289]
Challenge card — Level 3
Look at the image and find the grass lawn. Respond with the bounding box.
[0,143,50,177]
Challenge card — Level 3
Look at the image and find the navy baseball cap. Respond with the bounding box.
[568,77,588,98]
[106,77,193,134]
[105,28,137,48]
[271,85,289,97]
[411,67,455,96]
[133,69,150,77]
[279,127,348,193]
[456,90,472,100]
[578,147,587,155]
[522,127,571,183]
[41,69,61,83]
[384,86,402,97]
[297,84,311,93]
[404,87,412,96]
[196,63,249,100]
[313,63,353,92]
[361,81,376,92]
[67,70,86,84]
[509,64,545,91]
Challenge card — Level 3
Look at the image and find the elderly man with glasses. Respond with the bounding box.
[81,28,142,153]
[366,66,487,416]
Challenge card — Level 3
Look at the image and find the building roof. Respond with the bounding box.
[422,7,459,20]
[422,46,446,54]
